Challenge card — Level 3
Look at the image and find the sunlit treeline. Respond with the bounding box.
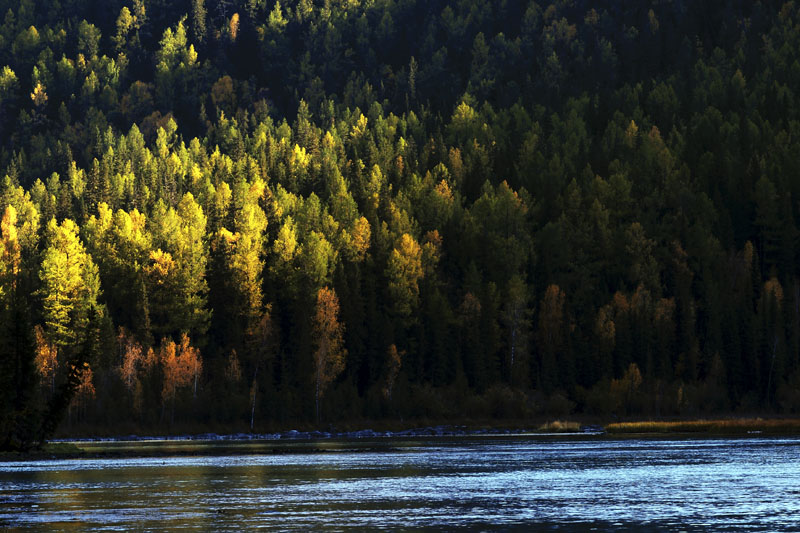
[3,0,800,449]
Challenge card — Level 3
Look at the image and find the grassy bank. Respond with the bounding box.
[605,418,800,435]
[0,442,83,461]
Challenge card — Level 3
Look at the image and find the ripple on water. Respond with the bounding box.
[1,437,800,531]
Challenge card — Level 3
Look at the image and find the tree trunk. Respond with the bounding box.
[250,365,258,432]
[315,371,320,424]
[766,336,778,405]
[510,325,517,381]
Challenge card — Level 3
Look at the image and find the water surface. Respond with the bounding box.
[2,436,799,530]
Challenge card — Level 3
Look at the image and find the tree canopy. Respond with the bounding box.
[3,0,800,447]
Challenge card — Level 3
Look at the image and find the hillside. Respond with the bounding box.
[2,0,800,448]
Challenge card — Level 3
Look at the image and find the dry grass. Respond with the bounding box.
[538,420,582,432]
[606,418,800,434]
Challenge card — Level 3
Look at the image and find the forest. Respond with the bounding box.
[2,0,800,450]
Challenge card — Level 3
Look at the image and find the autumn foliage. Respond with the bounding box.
[312,286,346,421]
[34,325,58,393]
[161,334,203,405]
[383,344,403,402]
[7,1,800,445]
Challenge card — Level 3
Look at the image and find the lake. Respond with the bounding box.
[2,435,800,530]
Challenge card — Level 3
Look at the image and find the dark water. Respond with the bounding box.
[2,436,800,531]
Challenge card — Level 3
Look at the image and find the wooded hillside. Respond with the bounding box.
[2,0,800,448]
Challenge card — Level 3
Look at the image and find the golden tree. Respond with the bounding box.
[312,286,346,422]
[34,325,58,394]
[159,338,179,410]
[178,333,203,399]
[69,363,96,420]
[38,218,101,352]
[349,216,371,262]
[160,333,203,423]
[386,233,424,319]
[118,328,144,413]
[382,344,403,402]
[0,206,21,294]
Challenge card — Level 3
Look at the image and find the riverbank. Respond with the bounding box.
[606,417,800,435]
[2,421,600,460]
[6,417,800,461]
[54,419,595,443]
[0,426,597,461]
[47,416,598,442]
[51,415,800,441]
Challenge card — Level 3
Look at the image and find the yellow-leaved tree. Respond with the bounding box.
[312,286,346,422]
[386,233,424,320]
[39,218,102,352]
[383,344,403,402]
[36,217,104,444]
[1,198,41,451]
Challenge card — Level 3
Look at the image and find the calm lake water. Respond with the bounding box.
[2,436,800,531]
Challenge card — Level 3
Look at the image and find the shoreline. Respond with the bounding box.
[52,415,800,440]
[5,417,800,461]
[50,421,602,444]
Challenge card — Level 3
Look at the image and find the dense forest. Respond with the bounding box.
[2,0,800,449]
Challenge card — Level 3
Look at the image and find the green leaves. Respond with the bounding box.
[4,0,800,430]
[84,203,152,339]
[149,193,210,340]
[39,218,100,350]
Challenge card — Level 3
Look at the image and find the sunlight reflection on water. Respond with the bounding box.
[2,436,800,530]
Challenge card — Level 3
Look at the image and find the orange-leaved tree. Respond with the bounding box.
[117,328,146,414]
[160,333,203,423]
[34,325,58,394]
[69,362,96,422]
[312,286,346,422]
